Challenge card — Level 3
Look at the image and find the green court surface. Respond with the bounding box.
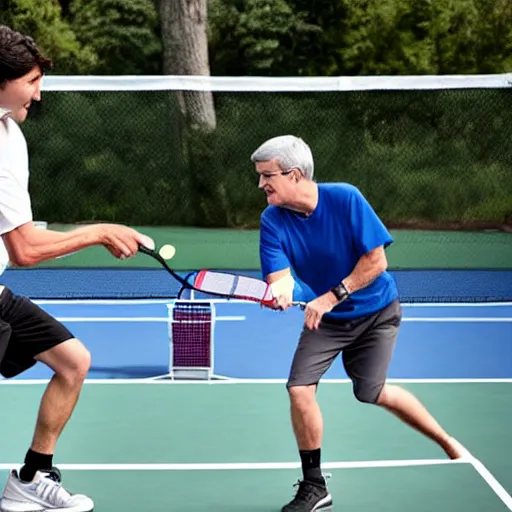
[0,381,511,511]
[30,225,512,269]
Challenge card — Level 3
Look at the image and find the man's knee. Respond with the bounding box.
[287,384,317,411]
[73,341,91,379]
[61,339,91,381]
[37,338,91,382]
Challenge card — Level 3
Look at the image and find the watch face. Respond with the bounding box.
[332,284,347,300]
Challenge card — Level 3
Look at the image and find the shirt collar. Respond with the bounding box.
[0,108,12,121]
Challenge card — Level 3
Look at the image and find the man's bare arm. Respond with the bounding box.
[340,245,388,295]
[304,246,388,330]
[2,222,143,266]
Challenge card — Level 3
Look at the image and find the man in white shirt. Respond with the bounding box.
[0,25,156,512]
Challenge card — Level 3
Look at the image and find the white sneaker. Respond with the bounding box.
[0,468,94,512]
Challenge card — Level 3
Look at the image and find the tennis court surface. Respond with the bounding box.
[0,229,510,511]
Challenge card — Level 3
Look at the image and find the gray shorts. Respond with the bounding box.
[287,299,402,403]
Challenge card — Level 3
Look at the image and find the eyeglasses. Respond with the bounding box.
[257,168,295,181]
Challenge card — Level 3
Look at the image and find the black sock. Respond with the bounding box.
[19,449,53,482]
[299,449,323,483]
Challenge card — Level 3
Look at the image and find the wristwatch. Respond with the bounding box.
[330,282,349,303]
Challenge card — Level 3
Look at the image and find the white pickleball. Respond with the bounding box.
[159,244,176,260]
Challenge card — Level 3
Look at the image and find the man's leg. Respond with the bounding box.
[0,289,94,512]
[343,299,467,460]
[376,385,466,459]
[282,323,352,512]
[288,384,323,482]
[19,338,91,480]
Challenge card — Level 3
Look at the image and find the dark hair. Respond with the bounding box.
[0,25,52,86]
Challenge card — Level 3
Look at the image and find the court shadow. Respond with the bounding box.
[88,365,168,379]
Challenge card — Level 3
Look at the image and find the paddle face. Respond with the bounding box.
[190,270,305,308]
[192,270,274,304]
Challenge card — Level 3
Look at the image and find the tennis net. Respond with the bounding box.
[1,268,511,303]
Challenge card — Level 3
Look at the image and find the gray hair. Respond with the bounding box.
[250,135,314,180]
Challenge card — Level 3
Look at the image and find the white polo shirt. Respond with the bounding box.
[0,108,33,273]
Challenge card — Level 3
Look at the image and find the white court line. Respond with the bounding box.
[36,299,176,305]
[0,459,467,471]
[53,316,245,322]
[1,378,511,385]
[403,317,512,322]
[49,316,511,323]
[470,458,512,510]
[33,299,512,307]
[402,302,512,308]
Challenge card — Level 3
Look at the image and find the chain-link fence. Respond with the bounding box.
[21,77,512,231]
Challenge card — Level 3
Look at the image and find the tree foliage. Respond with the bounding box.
[0,0,96,73]
[209,0,512,76]
[69,0,161,74]
[2,0,511,77]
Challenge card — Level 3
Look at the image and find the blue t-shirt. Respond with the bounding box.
[259,183,398,320]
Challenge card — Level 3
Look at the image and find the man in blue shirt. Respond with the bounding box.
[252,135,467,512]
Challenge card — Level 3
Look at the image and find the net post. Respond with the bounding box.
[165,299,216,380]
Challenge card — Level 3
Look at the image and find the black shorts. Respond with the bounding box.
[287,299,402,403]
[0,286,74,378]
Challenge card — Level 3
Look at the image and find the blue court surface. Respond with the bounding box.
[5,299,511,381]
[1,293,511,511]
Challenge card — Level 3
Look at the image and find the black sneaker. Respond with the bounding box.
[281,477,332,511]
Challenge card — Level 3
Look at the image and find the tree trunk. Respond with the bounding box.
[160,0,217,131]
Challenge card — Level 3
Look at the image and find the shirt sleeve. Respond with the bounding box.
[259,209,291,278]
[0,166,33,235]
[0,120,33,235]
[0,169,32,235]
[347,185,393,257]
